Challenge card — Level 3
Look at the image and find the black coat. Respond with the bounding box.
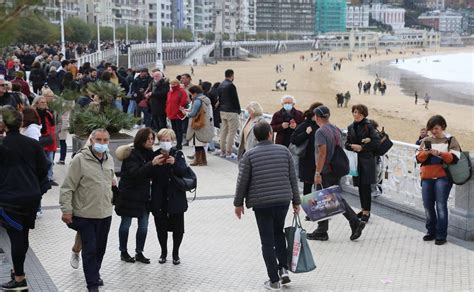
[290,119,319,183]
[270,108,304,147]
[149,79,170,116]
[345,119,380,185]
[116,148,155,217]
[150,148,188,216]
[217,79,241,114]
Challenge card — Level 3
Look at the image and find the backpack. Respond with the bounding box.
[443,137,472,185]
[322,126,349,178]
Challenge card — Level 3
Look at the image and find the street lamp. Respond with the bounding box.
[155,0,163,70]
[96,4,101,52]
[126,20,129,44]
[59,0,66,55]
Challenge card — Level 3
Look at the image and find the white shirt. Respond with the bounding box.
[21,124,42,141]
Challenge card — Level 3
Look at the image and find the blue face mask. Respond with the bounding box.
[93,143,109,154]
[283,104,293,111]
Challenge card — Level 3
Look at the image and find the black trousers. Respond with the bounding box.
[152,114,167,132]
[313,173,358,234]
[171,119,184,149]
[359,183,372,211]
[6,228,30,277]
[254,204,289,283]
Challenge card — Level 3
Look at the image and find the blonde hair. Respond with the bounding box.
[32,95,47,108]
[157,128,176,141]
[170,79,180,86]
[246,102,263,117]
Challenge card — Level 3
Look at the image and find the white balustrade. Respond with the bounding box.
[77,47,118,67]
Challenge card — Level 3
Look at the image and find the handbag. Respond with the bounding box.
[285,214,316,273]
[191,101,206,130]
[39,134,53,146]
[301,185,346,221]
[171,165,197,194]
[344,149,358,177]
[443,137,472,185]
[289,140,308,158]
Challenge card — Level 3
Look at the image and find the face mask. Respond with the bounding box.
[93,143,108,154]
[283,104,293,111]
[160,141,173,152]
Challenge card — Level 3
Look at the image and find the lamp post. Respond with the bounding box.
[172,24,175,43]
[146,23,149,44]
[113,19,116,48]
[155,0,163,70]
[96,4,101,52]
[126,21,129,44]
[59,0,66,56]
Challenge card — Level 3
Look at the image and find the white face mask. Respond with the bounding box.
[160,141,173,152]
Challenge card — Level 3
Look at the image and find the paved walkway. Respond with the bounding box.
[2,147,474,291]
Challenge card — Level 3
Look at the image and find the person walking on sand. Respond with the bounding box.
[424,93,431,110]
[415,91,418,105]
[358,81,362,94]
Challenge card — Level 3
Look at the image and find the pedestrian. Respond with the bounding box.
[270,95,304,147]
[415,127,428,145]
[379,81,387,96]
[29,61,46,94]
[60,128,115,292]
[424,93,431,109]
[344,91,351,107]
[234,121,301,290]
[415,91,418,105]
[0,79,18,108]
[0,106,49,291]
[217,69,241,159]
[416,115,460,245]
[358,80,363,94]
[166,79,189,150]
[151,128,188,265]
[146,71,169,132]
[21,107,42,141]
[56,102,73,165]
[130,68,152,127]
[116,128,159,264]
[345,104,380,222]
[237,101,266,161]
[306,106,366,241]
[336,93,344,108]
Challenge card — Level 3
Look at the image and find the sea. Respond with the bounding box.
[367,52,474,106]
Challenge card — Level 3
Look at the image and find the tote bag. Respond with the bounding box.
[301,186,346,222]
[285,214,316,273]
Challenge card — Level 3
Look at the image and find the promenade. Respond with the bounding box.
[0,145,472,291]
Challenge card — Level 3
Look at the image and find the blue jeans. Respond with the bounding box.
[127,100,137,116]
[45,151,54,180]
[139,107,152,127]
[118,212,150,253]
[422,177,453,240]
[114,99,123,112]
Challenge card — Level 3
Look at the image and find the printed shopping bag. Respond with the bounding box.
[301,186,346,222]
[344,149,359,177]
[285,214,316,273]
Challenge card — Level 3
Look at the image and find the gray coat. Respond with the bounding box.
[186,94,214,143]
[237,115,266,161]
[234,140,301,209]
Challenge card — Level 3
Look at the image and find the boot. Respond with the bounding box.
[201,150,207,166]
[190,150,202,166]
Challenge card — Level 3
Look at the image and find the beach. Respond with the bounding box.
[165,47,474,151]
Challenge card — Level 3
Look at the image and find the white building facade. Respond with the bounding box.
[346,5,370,29]
[371,4,406,30]
[439,12,463,32]
[147,0,173,28]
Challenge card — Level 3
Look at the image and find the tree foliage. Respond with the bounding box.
[64,18,92,43]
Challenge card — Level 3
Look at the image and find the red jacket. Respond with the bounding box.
[270,108,304,147]
[39,109,57,152]
[166,85,188,120]
[12,77,31,97]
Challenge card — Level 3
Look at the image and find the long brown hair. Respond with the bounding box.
[134,127,155,149]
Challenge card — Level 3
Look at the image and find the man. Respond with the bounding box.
[306,105,366,242]
[107,66,129,112]
[217,69,241,159]
[0,79,18,108]
[0,106,49,291]
[130,68,152,127]
[415,127,428,145]
[57,60,70,92]
[414,91,418,105]
[7,58,25,81]
[11,71,31,98]
[146,71,169,132]
[180,73,194,143]
[270,95,304,148]
[60,129,115,292]
[234,121,300,290]
[424,93,431,110]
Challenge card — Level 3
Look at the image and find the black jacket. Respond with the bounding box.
[345,118,380,185]
[29,68,46,87]
[0,92,18,108]
[149,79,170,116]
[46,71,61,94]
[131,76,152,102]
[290,119,319,183]
[150,148,188,216]
[116,148,155,217]
[217,79,241,114]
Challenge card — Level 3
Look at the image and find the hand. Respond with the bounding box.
[351,144,363,152]
[282,122,289,129]
[235,206,245,219]
[152,155,166,166]
[290,122,297,129]
[306,126,313,134]
[314,174,322,186]
[428,149,440,156]
[112,178,117,187]
[145,92,151,98]
[293,204,300,214]
[62,213,73,224]
[166,156,175,165]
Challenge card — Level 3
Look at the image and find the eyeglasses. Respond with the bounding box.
[0,84,7,87]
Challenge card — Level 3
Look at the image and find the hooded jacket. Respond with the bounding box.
[60,146,115,219]
[166,84,188,120]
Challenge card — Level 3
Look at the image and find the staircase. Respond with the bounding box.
[181,44,215,65]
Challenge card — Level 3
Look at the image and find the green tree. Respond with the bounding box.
[17,14,59,44]
[65,18,93,43]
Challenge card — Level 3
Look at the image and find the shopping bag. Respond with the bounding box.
[301,186,346,222]
[344,149,359,177]
[285,214,316,273]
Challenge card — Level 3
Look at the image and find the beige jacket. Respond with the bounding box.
[59,146,115,219]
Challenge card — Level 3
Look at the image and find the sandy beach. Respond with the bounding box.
[165,47,474,151]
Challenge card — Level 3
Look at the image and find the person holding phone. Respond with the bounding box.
[150,129,188,265]
[416,115,461,245]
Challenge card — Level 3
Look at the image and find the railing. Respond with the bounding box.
[127,42,199,69]
[76,47,119,68]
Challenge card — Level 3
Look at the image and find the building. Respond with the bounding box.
[346,5,370,29]
[171,0,186,29]
[371,4,405,30]
[238,0,257,34]
[147,0,173,28]
[256,0,314,35]
[314,0,347,34]
[418,11,463,33]
[414,0,446,9]
[40,0,81,24]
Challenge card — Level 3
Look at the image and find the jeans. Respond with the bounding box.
[138,107,152,127]
[171,119,184,149]
[313,173,359,234]
[72,216,112,289]
[118,212,150,253]
[127,100,137,117]
[59,139,67,162]
[114,99,123,111]
[219,112,240,155]
[422,177,452,240]
[152,114,167,132]
[45,151,54,180]
[254,204,289,283]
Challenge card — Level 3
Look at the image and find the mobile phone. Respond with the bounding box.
[160,149,169,158]
[424,141,432,150]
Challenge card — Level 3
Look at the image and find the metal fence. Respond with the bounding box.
[76,47,119,68]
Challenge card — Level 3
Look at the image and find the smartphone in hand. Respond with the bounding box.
[424,141,432,150]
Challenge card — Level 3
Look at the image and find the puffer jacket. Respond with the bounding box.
[166,84,188,120]
[234,140,300,209]
[186,94,214,143]
[60,146,115,219]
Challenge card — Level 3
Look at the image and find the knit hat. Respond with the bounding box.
[314,105,330,119]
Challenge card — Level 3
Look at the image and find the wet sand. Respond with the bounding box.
[165,47,474,151]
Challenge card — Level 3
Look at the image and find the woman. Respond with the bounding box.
[46,67,60,95]
[166,79,188,150]
[57,102,73,165]
[116,128,159,264]
[21,107,42,141]
[237,102,266,161]
[151,128,188,265]
[290,102,322,195]
[344,104,380,223]
[416,115,460,245]
[32,96,57,186]
[183,85,214,166]
[29,61,46,95]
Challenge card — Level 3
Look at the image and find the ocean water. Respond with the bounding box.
[391,53,474,84]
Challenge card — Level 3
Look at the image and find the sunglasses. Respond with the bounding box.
[0,84,7,87]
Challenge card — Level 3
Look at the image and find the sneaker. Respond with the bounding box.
[361,214,370,223]
[307,232,329,241]
[98,278,104,286]
[120,251,135,263]
[1,278,27,290]
[350,220,366,241]
[186,154,195,159]
[158,256,167,264]
[70,252,80,269]
[36,210,43,219]
[50,180,59,186]
[135,252,151,264]
[278,267,291,285]
[133,124,141,129]
[423,234,436,241]
[225,153,237,160]
[57,160,65,165]
[264,280,281,291]
[435,239,447,245]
